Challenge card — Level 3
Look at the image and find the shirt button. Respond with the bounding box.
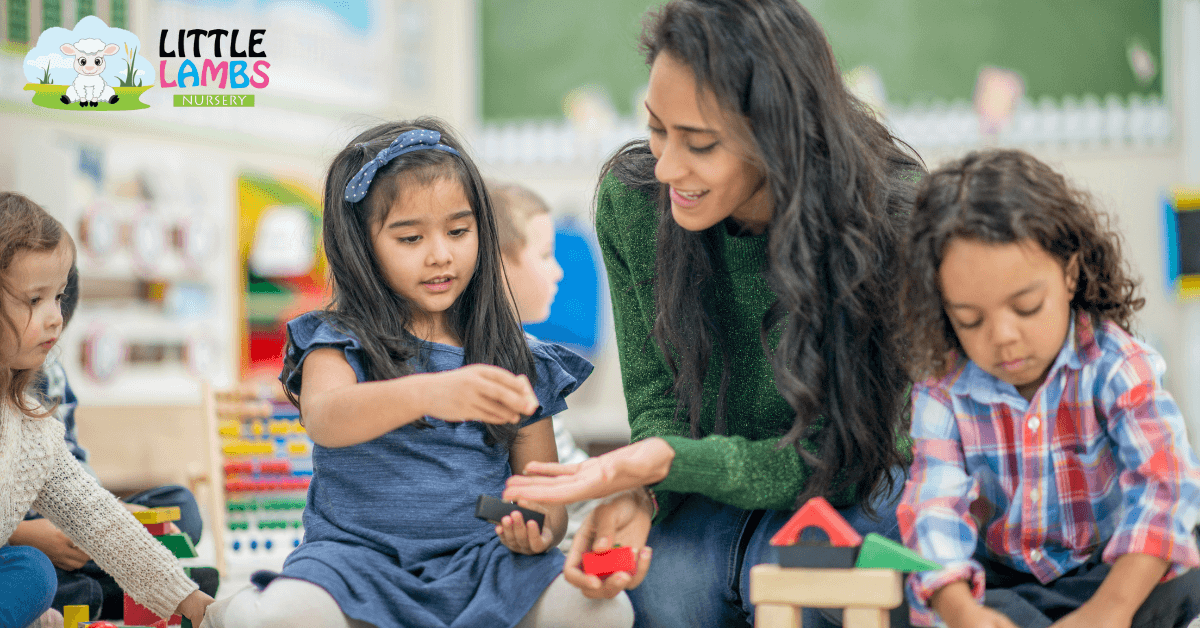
[1030,488,1040,502]
[1027,416,1040,431]
[1030,549,1043,562]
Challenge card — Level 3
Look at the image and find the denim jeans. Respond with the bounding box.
[0,545,57,628]
[627,472,910,628]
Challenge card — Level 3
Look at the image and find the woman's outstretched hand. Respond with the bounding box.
[561,490,654,598]
[503,437,675,504]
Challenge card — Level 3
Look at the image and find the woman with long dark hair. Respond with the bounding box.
[505,1,922,625]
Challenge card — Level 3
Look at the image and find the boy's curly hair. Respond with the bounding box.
[901,149,1144,380]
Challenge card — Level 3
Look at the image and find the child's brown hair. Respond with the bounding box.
[490,183,551,258]
[0,192,74,416]
[901,149,1143,380]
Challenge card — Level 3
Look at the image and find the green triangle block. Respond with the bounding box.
[156,532,199,559]
[854,533,942,572]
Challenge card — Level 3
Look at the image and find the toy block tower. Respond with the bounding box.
[752,497,941,628]
[124,507,199,627]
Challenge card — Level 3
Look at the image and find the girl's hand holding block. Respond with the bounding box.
[420,364,538,425]
[494,499,555,555]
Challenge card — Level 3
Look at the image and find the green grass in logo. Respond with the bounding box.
[23,84,153,110]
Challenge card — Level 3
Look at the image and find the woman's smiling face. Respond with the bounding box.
[645,53,771,234]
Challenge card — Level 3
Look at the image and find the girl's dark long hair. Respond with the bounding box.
[600,0,923,510]
[282,117,535,449]
[901,149,1144,381]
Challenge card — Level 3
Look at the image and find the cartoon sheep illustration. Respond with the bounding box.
[59,39,120,107]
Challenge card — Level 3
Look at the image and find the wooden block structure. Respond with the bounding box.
[123,507,200,627]
[750,564,902,628]
[752,497,941,628]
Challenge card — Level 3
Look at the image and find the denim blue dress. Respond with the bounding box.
[278,312,591,628]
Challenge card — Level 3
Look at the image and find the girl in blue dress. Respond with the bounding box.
[201,118,633,628]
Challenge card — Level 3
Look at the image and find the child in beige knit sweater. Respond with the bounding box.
[0,192,213,628]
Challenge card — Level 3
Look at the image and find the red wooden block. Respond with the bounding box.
[581,546,637,578]
[124,593,180,626]
[143,521,171,535]
[768,496,862,547]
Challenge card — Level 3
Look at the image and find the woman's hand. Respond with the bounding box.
[421,365,538,425]
[175,589,214,627]
[503,438,675,504]
[495,500,556,555]
[561,490,654,599]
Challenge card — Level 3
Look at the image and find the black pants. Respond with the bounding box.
[980,530,1200,628]
[46,484,208,619]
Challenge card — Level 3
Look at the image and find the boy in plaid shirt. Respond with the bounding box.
[897,150,1200,628]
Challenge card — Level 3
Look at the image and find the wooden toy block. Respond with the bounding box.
[143,521,172,535]
[79,622,119,628]
[749,564,902,628]
[181,618,192,628]
[854,533,942,572]
[769,497,862,547]
[156,532,200,559]
[63,604,88,628]
[124,593,183,626]
[124,593,163,626]
[776,544,858,569]
[133,506,181,525]
[581,546,637,578]
[474,494,544,530]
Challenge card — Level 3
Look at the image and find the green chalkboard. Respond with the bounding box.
[480,0,1162,122]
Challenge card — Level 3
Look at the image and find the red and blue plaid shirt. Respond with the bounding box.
[898,313,1200,627]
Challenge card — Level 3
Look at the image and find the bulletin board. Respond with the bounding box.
[480,0,1162,121]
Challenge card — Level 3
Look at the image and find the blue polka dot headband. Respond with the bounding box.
[344,129,460,203]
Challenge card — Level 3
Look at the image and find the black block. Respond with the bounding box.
[474,494,545,530]
[776,544,859,569]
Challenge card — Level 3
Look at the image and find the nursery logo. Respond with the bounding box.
[22,15,156,111]
[158,28,270,106]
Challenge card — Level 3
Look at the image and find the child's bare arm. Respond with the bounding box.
[1048,553,1169,628]
[300,349,537,448]
[499,418,568,553]
[930,581,1019,628]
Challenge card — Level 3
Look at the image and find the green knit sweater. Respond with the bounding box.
[597,174,839,520]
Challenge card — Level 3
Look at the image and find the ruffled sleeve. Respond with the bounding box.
[282,311,370,397]
[524,336,593,426]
